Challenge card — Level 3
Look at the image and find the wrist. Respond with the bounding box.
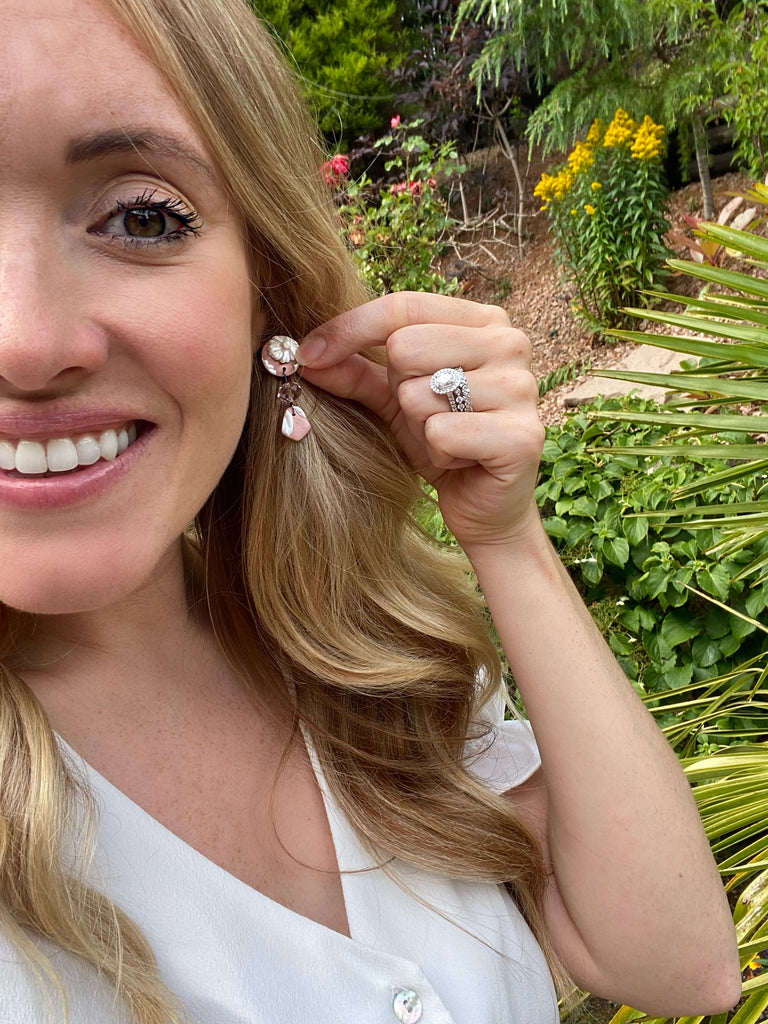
[458,502,550,563]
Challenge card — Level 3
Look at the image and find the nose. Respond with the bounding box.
[0,241,109,393]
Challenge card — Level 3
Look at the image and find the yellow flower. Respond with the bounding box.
[568,140,595,175]
[535,166,576,206]
[591,181,602,191]
[570,208,578,215]
[584,203,596,215]
[534,172,557,205]
[586,118,606,145]
[631,114,665,161]
[553,168,575,199]
[603,107,638,149]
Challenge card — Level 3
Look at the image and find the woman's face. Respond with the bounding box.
[0,0,258,615]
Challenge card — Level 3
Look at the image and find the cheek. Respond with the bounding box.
[116,262,256,421]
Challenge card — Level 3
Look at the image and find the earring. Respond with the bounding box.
[260,335,311,441]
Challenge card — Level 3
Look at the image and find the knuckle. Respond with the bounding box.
[518,371,540,405]
[483,303,512,328]
[386,326,413,367]
[386,289,423,327]
[396,375,421,410]
[506,327,532,362]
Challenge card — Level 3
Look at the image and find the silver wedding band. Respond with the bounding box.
[429,366,474,412]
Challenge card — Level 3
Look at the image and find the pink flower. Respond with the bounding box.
[390,115,401,129]
[408,180,423,197]
[321,153,350,186]
[390,181,407,196]
[426,177,437,189]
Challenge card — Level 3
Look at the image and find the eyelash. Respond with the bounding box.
[96,188,203,249]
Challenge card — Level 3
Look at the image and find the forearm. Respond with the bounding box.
[465,515,740,1012]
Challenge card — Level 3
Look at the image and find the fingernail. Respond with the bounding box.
[297,335,326,365]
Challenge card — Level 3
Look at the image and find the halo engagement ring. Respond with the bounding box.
[429,367,474,413]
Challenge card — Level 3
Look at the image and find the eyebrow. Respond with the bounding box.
[65,128,216,181]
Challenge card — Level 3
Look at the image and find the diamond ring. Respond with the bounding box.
[429,366,473,412]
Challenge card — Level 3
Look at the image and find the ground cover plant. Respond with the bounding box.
[537,395,768,711]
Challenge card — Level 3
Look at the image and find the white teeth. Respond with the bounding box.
[0,422,138,475]
[76,435,101,466]
[0,441,15,471]
[99,429,118,461]
[15,441,47,475]
[46,438,79,473]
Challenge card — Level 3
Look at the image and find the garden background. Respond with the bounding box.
[252,1,768,1020]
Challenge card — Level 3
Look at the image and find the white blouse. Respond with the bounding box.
[0,718,558,1024]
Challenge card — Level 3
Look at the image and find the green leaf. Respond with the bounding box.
[697,565,732,601]
[572,495,599,518]
[541,438,562,462]
[661,609,701,648]
[609,632,636,657]
[645,629,674,663]
[567,520,593,547]
[592,372,768,404]
[642,565,672,599]
[543,516,569,540]
[664,663,695,688]
[580,558,603,585]
[603,536,630,566]
[692,635,722,668]
[623,515,649,545]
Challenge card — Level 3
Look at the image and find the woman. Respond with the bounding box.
[0,0,741,1021]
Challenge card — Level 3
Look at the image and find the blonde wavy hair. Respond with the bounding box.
[0,0,558,1020]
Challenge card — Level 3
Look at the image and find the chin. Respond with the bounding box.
[0,545,181,618]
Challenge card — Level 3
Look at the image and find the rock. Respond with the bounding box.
[563,344,686,406]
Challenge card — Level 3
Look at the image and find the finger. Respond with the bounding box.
[398,366,539,422]
[300,354,397,422]
[298,292,511,368]
[424,411,545,471]
[384,324,532,390]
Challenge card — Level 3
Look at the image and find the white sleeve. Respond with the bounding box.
[464,692,541,793]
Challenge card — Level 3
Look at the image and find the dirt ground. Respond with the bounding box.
[439,147,754,424]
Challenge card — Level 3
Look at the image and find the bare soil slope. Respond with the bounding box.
[442,148,752,423]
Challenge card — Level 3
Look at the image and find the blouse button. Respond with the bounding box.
[393,989,423,1023]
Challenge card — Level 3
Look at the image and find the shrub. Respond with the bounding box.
[534,110,671,331]
[330,119,465,294]
[253,0,406,140]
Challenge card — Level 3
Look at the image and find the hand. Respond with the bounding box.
[297,292,545,549]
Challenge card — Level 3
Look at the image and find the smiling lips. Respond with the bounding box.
[0,422,139,476]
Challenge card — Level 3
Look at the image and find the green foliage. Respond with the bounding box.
[454,0,651,97]
[591,199,768,1024]
[537,357,592,398]
[534,111,671,330]
[456,0,768,184]
[721,14,768,179]
[253,0,406,138]
[335,120,464,294]
[537,394,768,701]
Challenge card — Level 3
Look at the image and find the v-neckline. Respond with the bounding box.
[55,732,360,942]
